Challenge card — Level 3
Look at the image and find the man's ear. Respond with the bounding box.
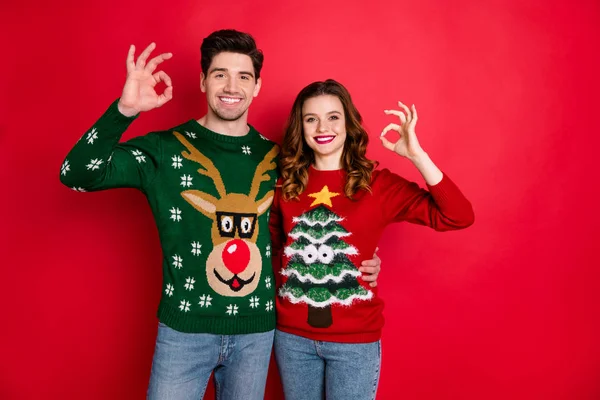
[253,77,262,97]
[200,72,206,93]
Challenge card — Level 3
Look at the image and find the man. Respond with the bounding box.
[60,30,380,399]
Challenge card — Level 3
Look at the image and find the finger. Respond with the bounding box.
[398,101,412,123]
[361,259,378,267]
[157,86,173,107]
[384,109,407,124]
[380,136,396,151]
[154,70,173,87]
[146,52,173,73]
[126,45,136,73]
[136,42,156,69]
[380,123,401,137]
[410,104,418,127]
[369,282,378,287]
[154,71,173,107]
[359,266,377,273]
[384,109,407,123]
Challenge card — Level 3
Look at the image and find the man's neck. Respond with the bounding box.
[197,113,250,137]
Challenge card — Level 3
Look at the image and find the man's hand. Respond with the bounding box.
[118,43,173,117]
[360,247,381,288]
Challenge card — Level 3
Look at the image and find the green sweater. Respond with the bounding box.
[60,100,279,334]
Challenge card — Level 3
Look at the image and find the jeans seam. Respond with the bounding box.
[372,340,382,399]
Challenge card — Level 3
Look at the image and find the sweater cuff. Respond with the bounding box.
[426,173,462,208]
[104,98,140,124]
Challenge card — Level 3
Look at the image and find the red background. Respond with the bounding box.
[1,0,599,399]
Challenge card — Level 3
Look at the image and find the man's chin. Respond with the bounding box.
[212,107,248,122]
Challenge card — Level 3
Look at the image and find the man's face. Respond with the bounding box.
[201,52,262,122]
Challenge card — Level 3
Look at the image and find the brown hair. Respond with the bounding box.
[201,30,264,80]
[280,79,377,201]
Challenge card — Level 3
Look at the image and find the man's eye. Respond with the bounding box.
[241,75,250,80]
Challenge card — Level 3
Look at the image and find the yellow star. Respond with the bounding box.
[308,185,340,207]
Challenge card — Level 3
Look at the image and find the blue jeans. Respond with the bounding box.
[274,330,381,400]
[147,322,274,400]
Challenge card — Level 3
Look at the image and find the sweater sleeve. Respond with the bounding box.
[59,99,162,192]
[377,169,475,231]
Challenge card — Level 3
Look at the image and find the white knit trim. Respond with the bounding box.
[281,268,361,284]
[279,289,373,308]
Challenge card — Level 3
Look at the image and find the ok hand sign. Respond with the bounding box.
[117,43,173,117]
[380,102,425,161]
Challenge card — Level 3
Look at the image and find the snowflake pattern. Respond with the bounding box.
[199,294,213,307]
[259,134,269,141]
[86,128,98,144]
[226,304,239,316]
[170,207,182,222]
[131,150,146,163]
[265,276,272,289]
[165,284,174,297]
[181,174,193,187]
[265,300,274,312]
[249,296,260,308]
[265,245,271,258]
[71,187,86,192]
[107,153,113,163]
[191,242,202,256]
[179,300,191,312]
[184,277,196,291]
[242,146,252,155]
[171,155,183,169]
[61,160,70,176]
[86,158,103,171]
[185,131,197,139]
[172,255,183,269]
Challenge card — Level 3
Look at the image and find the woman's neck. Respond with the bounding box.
[313,154,342,171]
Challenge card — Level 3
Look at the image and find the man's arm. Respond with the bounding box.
[59,43,173,192]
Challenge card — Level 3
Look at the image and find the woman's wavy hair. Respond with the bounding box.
[280,79,377,201]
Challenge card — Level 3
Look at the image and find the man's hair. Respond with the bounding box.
[201,29,264,80]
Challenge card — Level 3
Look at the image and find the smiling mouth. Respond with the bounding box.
[214,269,256,292]
[219,97,242,105]
[315,135,335,144]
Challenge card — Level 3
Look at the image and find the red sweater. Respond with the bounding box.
[269,166,474,343]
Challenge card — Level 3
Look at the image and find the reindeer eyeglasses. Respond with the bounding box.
[216,212,258,239]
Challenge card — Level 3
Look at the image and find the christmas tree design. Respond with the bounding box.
[279,186,373,328]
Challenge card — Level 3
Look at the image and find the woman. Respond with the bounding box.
[269,79,474,399]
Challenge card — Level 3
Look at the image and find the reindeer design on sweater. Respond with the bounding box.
[173,131,278,297]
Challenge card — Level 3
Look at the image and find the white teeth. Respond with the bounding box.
[315,136,335,143]
[220,97,241,104]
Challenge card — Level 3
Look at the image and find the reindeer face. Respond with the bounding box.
[174,131,278,298]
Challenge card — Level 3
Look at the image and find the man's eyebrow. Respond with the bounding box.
[209,67,255,78]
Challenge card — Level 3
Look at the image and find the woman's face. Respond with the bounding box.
[301,94,347,162]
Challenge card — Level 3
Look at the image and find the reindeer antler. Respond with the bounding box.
[249,145,279,201]
[173,131,227,198]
